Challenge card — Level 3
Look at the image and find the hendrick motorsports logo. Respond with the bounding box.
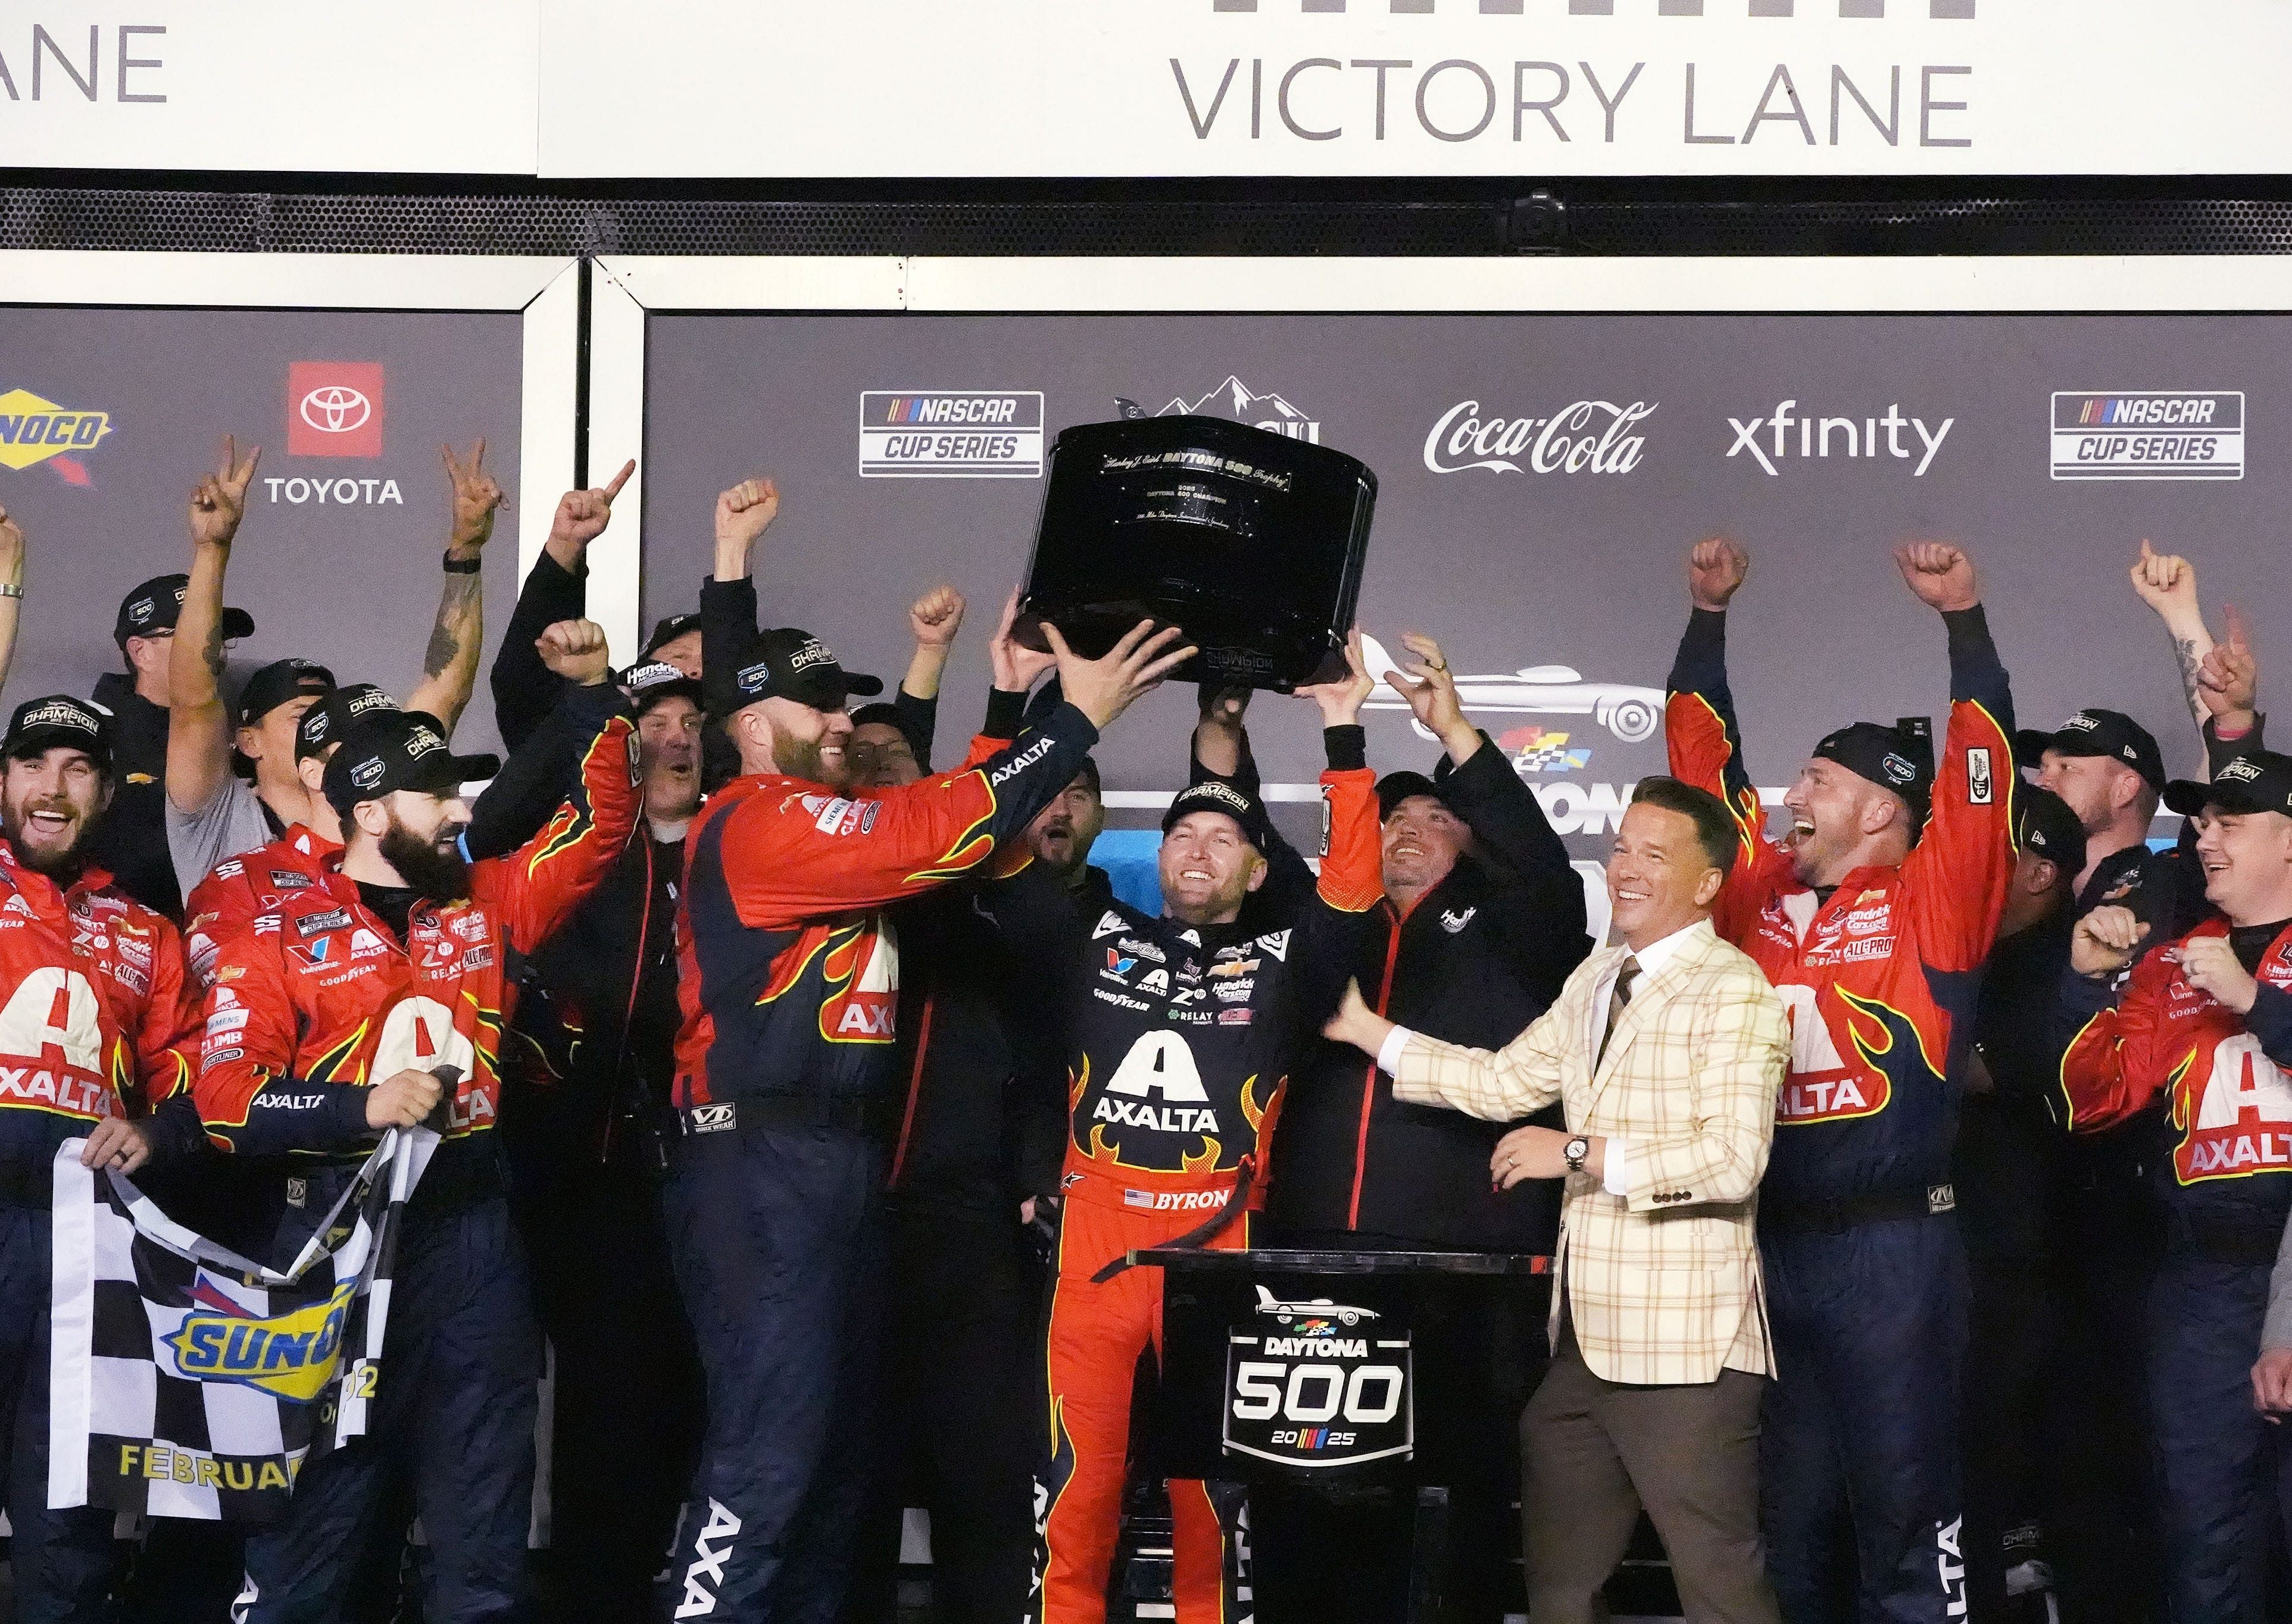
[858,391,1045,479]
[0,388,111,485]
[1119,375,1320,443]
[2050,391,2244,481]
[1423,399,1653,476]
[1360,634,1662,745]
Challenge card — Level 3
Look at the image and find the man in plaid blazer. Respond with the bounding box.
[1326,774,1790,1624]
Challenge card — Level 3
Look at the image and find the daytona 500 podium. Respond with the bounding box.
[1137,1245,1551,1624]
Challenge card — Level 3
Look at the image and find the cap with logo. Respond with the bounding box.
[2014,785,2087,877]
[619,660,705,716]
[2163,751,2292,820]
[321,711,502,819]
[1812,717,1935,825]
[642,613,704,663]
[296,683,402,761]
[727,628,884,713]
[2013,708,2165,792]
[2,695,112,769]
[115,573,255,648]
[235,658,336,731]
[1161,776,1274,852]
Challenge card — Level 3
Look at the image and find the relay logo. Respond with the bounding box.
[859,391,1044,478]
[287,363,385,458]
[2050,391,2243,481]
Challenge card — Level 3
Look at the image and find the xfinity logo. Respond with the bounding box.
[1423,399,1653,476]
[1725,401,1953,476]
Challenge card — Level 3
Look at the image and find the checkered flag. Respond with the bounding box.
[46,1127,435,1522]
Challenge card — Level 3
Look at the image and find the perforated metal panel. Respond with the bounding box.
[4,182,2292,258]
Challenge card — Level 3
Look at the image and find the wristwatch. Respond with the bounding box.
[1564,1135,1591,1174]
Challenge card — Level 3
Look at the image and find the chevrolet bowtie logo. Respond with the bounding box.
[1212,1,1974,13]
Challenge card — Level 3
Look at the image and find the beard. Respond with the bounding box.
[379,816,472,903]
[1,797,88,879]
[767,719,847,788]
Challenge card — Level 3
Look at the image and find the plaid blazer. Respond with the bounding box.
[1392,920,1788,1385]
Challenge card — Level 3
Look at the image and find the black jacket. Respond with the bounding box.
[85,673,182,917]
[1270,734,1591,1251]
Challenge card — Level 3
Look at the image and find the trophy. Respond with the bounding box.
[1014,416,1377,691]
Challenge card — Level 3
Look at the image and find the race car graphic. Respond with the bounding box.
[1360,633,1663,745]
[1253,1285,1378,1329]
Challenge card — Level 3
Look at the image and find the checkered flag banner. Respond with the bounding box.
[45,1126,436,1522]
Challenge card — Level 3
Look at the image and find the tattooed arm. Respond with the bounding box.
[406,440,501,732]
[2129,539,2218,734]
[166,436,260,814]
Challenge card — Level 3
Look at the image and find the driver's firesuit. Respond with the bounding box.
[1666,604,2017,1624]
[192,685,638,1622]
[994,726,1382,1624]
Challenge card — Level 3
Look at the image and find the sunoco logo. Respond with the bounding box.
[860,391,1045,479]
[1120,376,1321,444]
[2050,392,2244,482]
[0,388,111,483]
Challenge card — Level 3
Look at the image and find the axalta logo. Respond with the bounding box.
[860,391,1045,479]
[2050,391,2243,482]
[163,1279,354,1404]
[1120,374,1321,443]
[0,387,111,484]
[677,1498,742,1619]
[1423,399,1652,475]
[1726,401,1953,477]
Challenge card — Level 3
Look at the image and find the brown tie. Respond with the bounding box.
[1597,953,1641,1067]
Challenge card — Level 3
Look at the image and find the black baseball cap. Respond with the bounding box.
[114,573,252,648]
[2164,751,2292,820]
[2014,709,2166,792]
[296,683,400,761]
[726,628,883,713]
[1813,717,1935,826]
[643,613,702,661]
[321,711,501,818]
[620,660,705,715]
[2,695,112,769]
[235,658,335,731]
[1161,776,1273,851]
[1375,770,1443,819]
[2015,785,2087,877]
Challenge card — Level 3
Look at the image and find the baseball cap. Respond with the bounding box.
[642,613,702,662]
[1375,770,1444,820]
[2,695,112,769]
[2015,785,2087,877]
[848,701,926,759]
[1813,717,1935,826]
[114,573,253,648]
[1161,777,1273,852]
[2013,708,2166,792]
[620,660,705,715]
[235,658,336,731]
[296,683,401,760]
[726,628,883,713]
[2163,751,2292,820]
[321,711,501,819]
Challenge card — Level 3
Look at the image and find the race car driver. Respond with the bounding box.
[193,679,638,1622]
[2060,748,2292,1623]
[0,694,202,1621]
[665,612,1189,1624]
[1666,538,2018,1624]
[997,639,1384,1624]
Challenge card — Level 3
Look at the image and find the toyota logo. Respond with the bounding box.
[299,386,372,434]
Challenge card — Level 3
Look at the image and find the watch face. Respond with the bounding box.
[1566,1136,1590,1167]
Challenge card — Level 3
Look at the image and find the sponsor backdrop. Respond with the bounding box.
[640,310,2288,917]
[0,308,526,753]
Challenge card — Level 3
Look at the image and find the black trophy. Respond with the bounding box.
[1015,416,1376,691]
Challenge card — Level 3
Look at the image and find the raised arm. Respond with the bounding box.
[702,477,776,722]
[897,586,964,769]
[2130,538,2219,737]
[463,618,619,860]
[1665,538,1782,935]
[166,436,260,815]
[404,439,502,732]
[2196,602,2263,760]
[491,461,632,751]
[0,508,22,695]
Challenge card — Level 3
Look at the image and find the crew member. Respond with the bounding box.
[664,609,1185,1624]
[0,694,201,1620]
[1666,538,2018,1624]
[194,667,638,1622]
[2060,748,2292,1622]
[488,460,635,752]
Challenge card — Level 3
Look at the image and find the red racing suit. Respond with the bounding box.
[1666,605,2019,1207]
[182,823,342,992]
[1003,748,1382,1624]
[192,689,637,1182]
[0,845,199,1173]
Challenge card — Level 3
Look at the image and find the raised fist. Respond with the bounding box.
[715,477,780,557]
[1893,542,1978,614]
[1687,538,1749,611]
[537,618,613,686]
[910,586,966,648]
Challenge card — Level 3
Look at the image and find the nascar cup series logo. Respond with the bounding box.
[858,391,1044,478]
[2050,391,2243,481]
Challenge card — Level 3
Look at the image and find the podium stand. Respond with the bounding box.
[1138,1245,1551,1624]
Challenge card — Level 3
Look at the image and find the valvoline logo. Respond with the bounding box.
[162,1277,354,1404]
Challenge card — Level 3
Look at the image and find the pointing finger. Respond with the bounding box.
[601,458,635,502]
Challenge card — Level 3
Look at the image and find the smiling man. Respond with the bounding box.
[1665,536,2019,1624]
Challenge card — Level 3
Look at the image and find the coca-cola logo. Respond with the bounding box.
[1422,399,1655,476]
